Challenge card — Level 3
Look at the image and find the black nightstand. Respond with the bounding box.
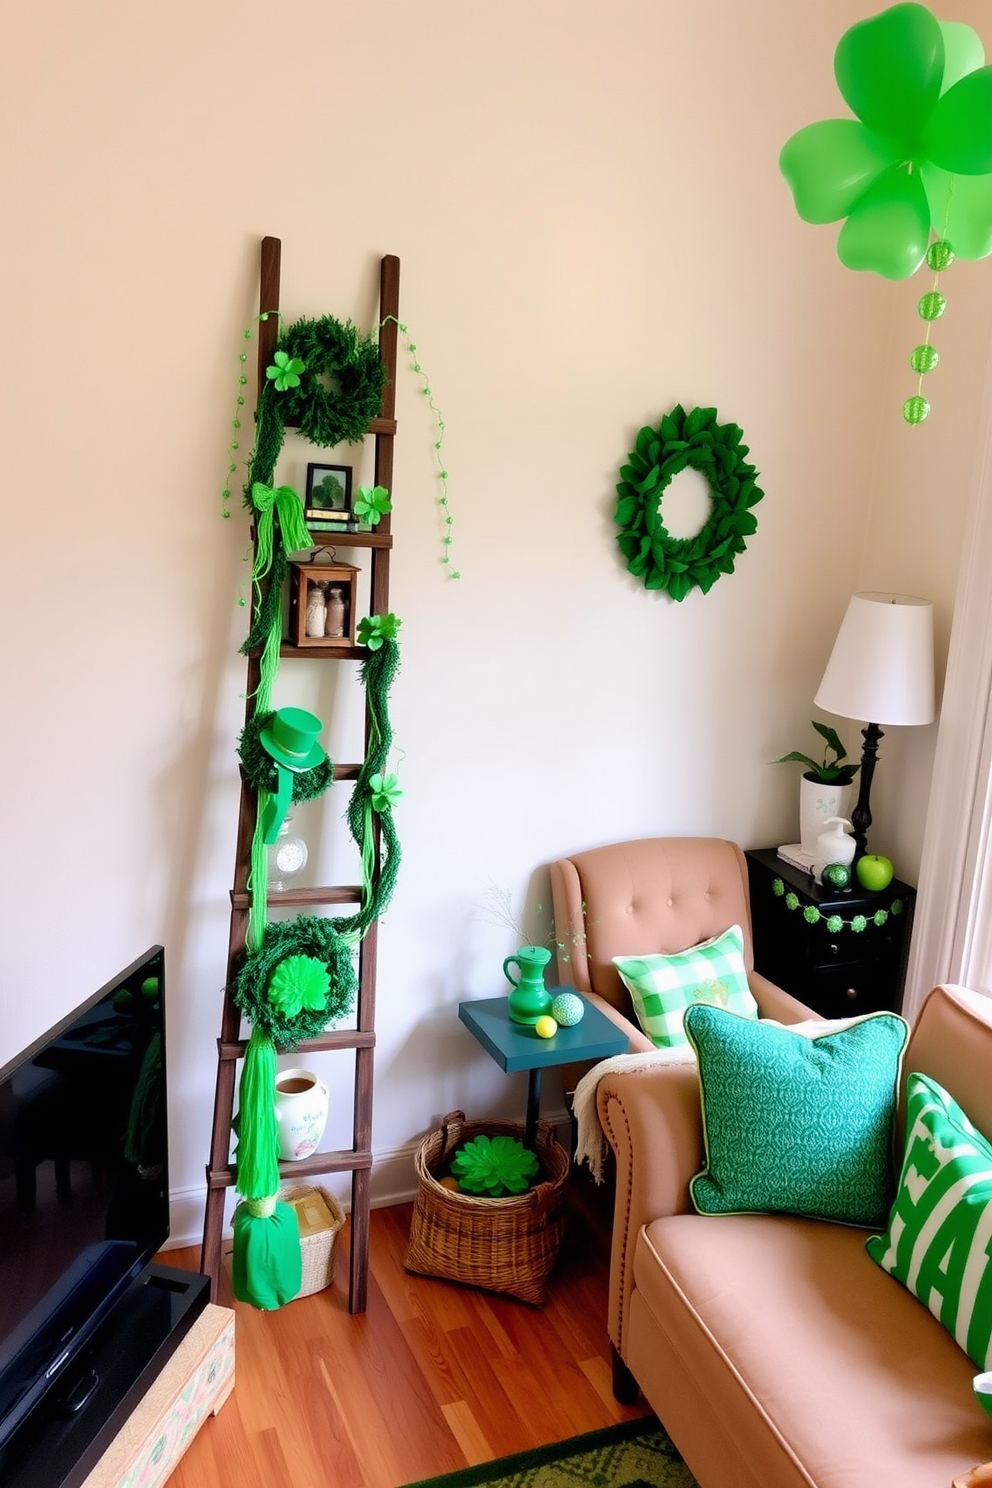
[745,848,916,1017]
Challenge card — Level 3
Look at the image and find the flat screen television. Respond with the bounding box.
[0,947,172,1461]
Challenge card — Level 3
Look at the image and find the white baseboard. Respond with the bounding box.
[162,1105,572,1252]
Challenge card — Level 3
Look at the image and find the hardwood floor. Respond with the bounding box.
[164,1174,648,1488]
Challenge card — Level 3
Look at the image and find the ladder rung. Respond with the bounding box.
[230,884,363,909]
[217,1030,376,1060]
[282,414,396,436]
[206,1146,374,1190]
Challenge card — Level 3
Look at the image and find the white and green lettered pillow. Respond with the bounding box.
[867,1072,992,1371]
[613,925,757,1049]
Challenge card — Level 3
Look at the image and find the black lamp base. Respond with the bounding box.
[850,721,883,861]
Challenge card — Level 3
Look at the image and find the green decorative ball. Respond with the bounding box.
[910,344,939,374]
[918,291,946,322]
[820,862,851,890]
[551,992,585,1027]
[903,395,930,425]
[926,240,955,272]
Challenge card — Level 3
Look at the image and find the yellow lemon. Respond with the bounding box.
[534,1015,557,1039]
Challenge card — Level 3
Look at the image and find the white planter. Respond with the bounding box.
[799,776,853,855]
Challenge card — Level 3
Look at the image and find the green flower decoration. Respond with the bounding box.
[450,1134,539,1197]
[615,404,763,601]
[772,878,785,896]
[357,612,401,651]
[353,485,392,526]
[892,899,905,916]
[267,954,330,1020]
[785,892,800,912]
[803,905,821,925]
[266,349,306,391]
[369,772,403,812]
[827,915,844,934]
[851,915,868,933]
[874,909,890,927]
[780,4,992,278]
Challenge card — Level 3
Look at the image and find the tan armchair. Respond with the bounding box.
[549,836,817,1085]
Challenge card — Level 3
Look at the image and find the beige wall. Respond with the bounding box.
[2,1,989,1228]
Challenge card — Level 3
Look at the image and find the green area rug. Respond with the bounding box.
[404,1417,698,1488]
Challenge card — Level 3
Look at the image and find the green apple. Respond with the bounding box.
[856,854,894,891]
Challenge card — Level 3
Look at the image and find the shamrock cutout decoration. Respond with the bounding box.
[450,1135,539,1196]
[357,612,401,651]
[267,954,329,1019]
[353,485,392,526]
[780,3,992,278]
[369,772,403,812]
[266,349,307,391]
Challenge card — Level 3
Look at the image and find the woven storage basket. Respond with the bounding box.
[404,1110,569,1306]
[280,1183,345,1299]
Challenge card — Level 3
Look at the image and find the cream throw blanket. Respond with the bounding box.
[572,1047,696,1182]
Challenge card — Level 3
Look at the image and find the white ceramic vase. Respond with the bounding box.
[799,776,853,855]
[274,1067,329,1162]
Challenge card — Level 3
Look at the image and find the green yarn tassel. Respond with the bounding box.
[335,635,402,938]
[235,1025,280,1202]
[232,1199,302,1310]
[247,796,270,953]
[255,596,283,715]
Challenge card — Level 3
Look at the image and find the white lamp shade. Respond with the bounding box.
[814,592,935,726]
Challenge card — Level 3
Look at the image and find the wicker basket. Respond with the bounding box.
[404,1110,569,1306]
[280,1183,345,1299]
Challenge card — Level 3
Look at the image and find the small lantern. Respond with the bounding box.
[289,559,359,650]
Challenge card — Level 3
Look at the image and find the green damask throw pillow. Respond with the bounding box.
[685,1005,909,1226]
[867,1073,992,1370]
[613,925,757,1049]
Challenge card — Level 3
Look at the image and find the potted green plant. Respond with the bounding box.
[775,721,860,854]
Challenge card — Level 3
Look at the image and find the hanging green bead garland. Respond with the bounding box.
[771,876,904,934]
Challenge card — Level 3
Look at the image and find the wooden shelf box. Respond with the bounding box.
[288,559,359,650]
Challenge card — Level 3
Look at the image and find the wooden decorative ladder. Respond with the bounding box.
[201,237,399,1313]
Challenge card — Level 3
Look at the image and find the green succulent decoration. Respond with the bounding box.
[450,1135,540,1197]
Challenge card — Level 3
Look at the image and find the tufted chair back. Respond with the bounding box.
[550,837,756,1022]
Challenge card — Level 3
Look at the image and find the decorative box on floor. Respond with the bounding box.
[80,1302,234,1488]
[288,556,359,649]
[404,1110,569,1306]
[281,1183,345,1299]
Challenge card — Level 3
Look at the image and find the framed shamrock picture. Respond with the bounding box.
[305,463,353,523]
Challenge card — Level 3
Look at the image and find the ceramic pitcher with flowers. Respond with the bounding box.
[503,945,553,1025]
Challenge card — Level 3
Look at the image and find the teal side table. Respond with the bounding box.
[458,990,629,1147]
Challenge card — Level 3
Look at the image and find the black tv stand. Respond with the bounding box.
[0,1263,210,1488]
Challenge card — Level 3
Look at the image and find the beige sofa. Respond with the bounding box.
[598,981,992,1488]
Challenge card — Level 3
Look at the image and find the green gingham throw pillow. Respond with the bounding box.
[613,925,757,1049]
[867,1072,992,1370]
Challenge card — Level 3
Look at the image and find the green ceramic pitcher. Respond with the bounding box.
[503,945,553,1025]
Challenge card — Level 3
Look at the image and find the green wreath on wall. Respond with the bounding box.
[614,404,764,601]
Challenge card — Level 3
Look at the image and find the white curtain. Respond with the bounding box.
[904,390,992,1016]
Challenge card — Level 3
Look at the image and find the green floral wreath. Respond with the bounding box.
[771,877,904,935]
[275,316,386,448]
[232,914,357,1048]
[614,404,763,601]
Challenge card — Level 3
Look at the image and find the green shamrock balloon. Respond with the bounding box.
[780,3,992,278]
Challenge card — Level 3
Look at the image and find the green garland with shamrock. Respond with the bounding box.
[615,403,763,600]
[770,876,905,935]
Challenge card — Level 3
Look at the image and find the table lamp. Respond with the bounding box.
[814,592,935,860]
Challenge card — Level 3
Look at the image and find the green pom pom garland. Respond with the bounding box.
[614,403,764,601]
